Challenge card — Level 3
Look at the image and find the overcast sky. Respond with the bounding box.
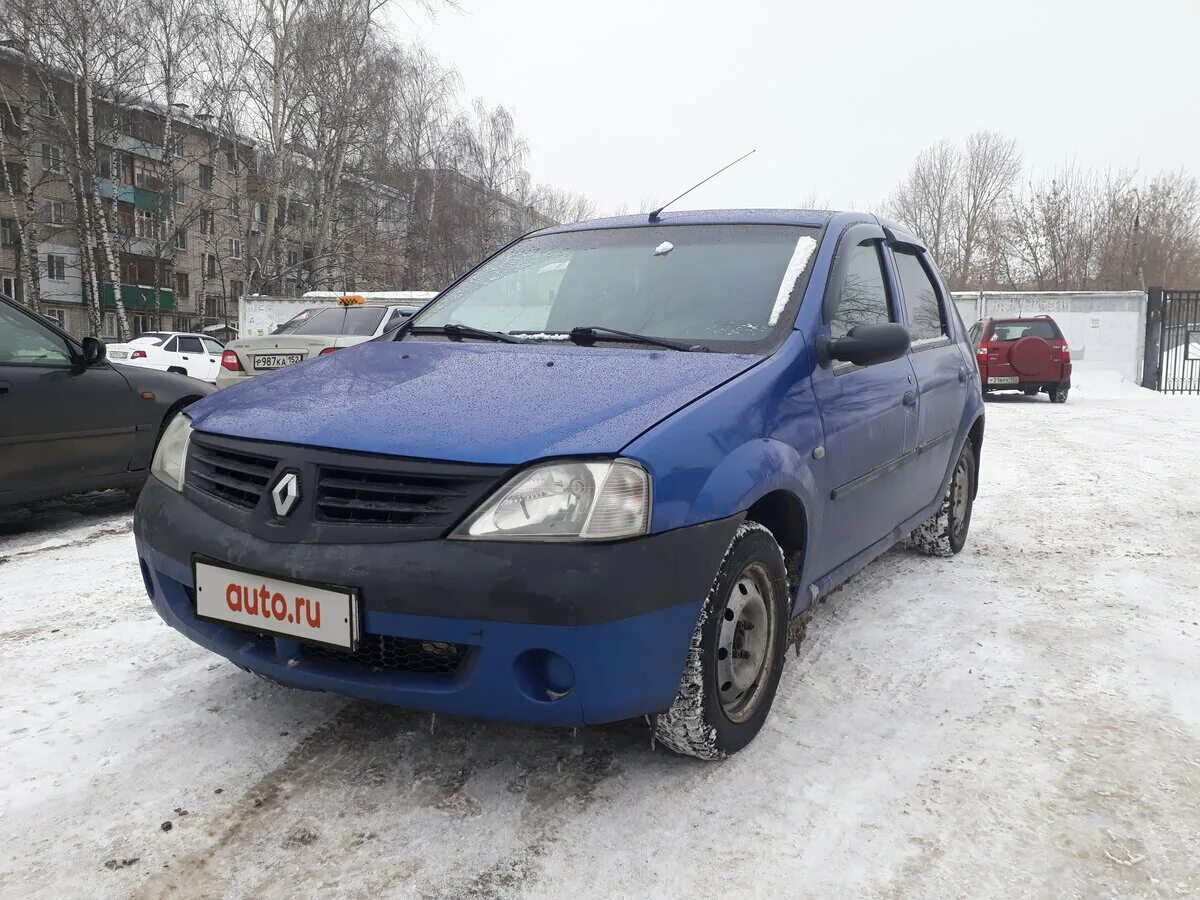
[406,0,1199,215]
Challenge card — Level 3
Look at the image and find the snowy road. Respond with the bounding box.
[2,377,1199,899]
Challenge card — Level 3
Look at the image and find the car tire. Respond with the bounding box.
[167,366,187,376]
[907,441,976,558]
[654,521,790,760]
[1049,383,1069,403]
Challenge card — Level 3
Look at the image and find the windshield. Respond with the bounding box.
[288,306,387,336]
[411,224,821,350]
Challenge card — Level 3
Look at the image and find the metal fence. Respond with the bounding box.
[1144,289,1200,394]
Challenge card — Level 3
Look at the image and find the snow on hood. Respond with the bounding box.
[187,340,761,464]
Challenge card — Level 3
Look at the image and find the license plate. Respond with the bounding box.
[988,376,1019,385]
[254,353,304,370]
[193,559,359,649]
[109,351,128,359]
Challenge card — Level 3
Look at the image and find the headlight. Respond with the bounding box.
[454,459,650,541]
[151,414,193,491]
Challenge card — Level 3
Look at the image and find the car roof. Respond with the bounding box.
[533,208,926,247]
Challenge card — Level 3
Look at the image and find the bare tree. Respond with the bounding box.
[887,140,960,275]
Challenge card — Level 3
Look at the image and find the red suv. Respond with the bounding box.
[970,316,1072,403]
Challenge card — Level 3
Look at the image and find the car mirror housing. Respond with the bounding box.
[818,323,910,368]
[80,336,107,365]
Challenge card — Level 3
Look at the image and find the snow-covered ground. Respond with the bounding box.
[2,375,1199,898]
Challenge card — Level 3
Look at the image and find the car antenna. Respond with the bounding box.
[647,149,756,222]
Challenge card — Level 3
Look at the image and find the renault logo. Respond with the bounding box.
[270,471,301,517]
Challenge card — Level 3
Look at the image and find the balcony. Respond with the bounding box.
[87,282,176,312]
[99,179,136,204]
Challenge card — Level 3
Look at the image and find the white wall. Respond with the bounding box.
[952,291,1147,384]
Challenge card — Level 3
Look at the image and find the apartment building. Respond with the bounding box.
[0,54,553,341]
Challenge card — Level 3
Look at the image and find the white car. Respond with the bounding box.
[107,331,226,383]
[216,302,422,389]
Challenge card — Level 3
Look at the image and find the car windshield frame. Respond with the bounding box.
[990,320,1061,341]
[404,222,827,355]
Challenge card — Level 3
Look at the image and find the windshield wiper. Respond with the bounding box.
[409,323,525,344]
[567,326,708,352]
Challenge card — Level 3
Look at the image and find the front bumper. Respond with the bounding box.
[134,478,740,725]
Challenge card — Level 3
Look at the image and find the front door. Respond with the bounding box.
[890,247,968,517]
[810,231,919,578]
[0,302,139,495]
[174,335,209,380]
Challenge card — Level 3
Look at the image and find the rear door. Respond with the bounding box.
[201,337,224,380]
[889,246,968,515]
[175,335,209,379]
[982,319,1066,385]
[810,225,919,577]
[0,301,139,494]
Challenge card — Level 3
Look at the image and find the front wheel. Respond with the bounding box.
[654,522,790,760]
[908,441,976,557]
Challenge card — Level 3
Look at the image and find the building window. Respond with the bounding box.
[46,254,66,281]
[102,311,118,338]
[255,202,267,224]
[199,164,214,190]
[41,144,63,174]
[228,238,243,260]
[199,210,214,235]
[286,249,299,269]
[132,313,157,336]
[175,271,190,298]
[204,253,217,277]
[172,183,187,204]
[203,295,220,318]
[226,151,237,176]
[135,209,159,240]
[41,90,59,119]
[44,201,65,225]
[174,227,187,250]
[0,218,17,247]
[230,279,244,300]
[44,308,66,328]
[132,158,160,190]
[1,105,22,138]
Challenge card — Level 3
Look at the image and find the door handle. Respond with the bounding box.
[903,390,916,406]
[181,355,190,360]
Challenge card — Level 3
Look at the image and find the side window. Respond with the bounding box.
[177,336,204,353]
[162,337,178,352]
[0,303,74,366]
[201,337,223,354]
[894,251,946,342]
[385,308,410,330]
[829,241,892,340]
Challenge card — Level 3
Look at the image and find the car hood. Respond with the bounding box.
[188,340,761,464]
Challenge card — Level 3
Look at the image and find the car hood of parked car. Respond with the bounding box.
[186,339,762,464]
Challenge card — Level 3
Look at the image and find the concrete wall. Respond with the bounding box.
[952,291,1147,384]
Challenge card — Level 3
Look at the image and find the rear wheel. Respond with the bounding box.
[908,442,975,557]
[1049,383,1069,403]
[654,522,790,760]
[167,366,187,376]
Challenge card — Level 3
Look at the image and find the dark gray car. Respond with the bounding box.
[0,294,213,506]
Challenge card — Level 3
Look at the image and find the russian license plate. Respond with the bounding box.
[988,376,1019,385]
[109,351,128,359]
[254,353,304,370]
[193,559,359,649]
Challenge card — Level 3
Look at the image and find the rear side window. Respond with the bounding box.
[829,242,892,339]
[177,336,203,353]
[894,251,946,342]
[162,337,178,352]
[991,320,1060,341]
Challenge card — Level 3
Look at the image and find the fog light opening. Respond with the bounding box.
[138,558,154,598]
[513,649,575,702]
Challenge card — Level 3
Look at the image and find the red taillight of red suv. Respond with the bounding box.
[130,349,147,360]
[220,350,243,372]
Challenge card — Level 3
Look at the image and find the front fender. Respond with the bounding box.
[686,438,821,540]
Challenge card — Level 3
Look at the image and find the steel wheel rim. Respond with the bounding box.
[951,455,970,537]
[716,562,775,723]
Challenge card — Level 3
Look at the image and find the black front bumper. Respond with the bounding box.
[135,477,741,627]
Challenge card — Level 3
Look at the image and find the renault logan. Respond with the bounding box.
[134,210,984,759]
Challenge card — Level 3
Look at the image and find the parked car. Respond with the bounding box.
[970,315,1072,402]
[107,331,226,383]
[215,301,424,389]
[0,295,213,507]
[134,210,984,759]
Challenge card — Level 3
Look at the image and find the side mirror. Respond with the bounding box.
[818,323,910,368]
[81,336,107,365]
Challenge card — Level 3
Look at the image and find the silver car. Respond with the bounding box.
[216,303,420,388]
